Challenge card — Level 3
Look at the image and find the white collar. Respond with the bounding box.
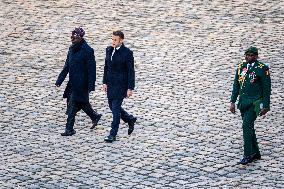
[115,46,121,50]
[247,62,255,69]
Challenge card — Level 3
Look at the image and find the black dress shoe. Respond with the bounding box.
[90,114,102,129]
[238,156,253,165]
[252,153,261,160]
[128,117,137,135]
[104,135,116,143]
[61,130,76,136]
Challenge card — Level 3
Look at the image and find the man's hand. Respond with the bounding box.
[127,89,133,98]
[259,108,268,116]
[103,84,107,93]
[230,103,236,114]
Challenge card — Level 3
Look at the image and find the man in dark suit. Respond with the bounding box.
[103,30,136,143]
[56,27,102,136]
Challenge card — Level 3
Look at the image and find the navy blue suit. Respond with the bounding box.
[56,40,99,131]
[103,44,135,136]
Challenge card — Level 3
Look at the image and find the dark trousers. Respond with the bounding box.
[108,98,134,137]
[66,100,99,131]
[241,106,260,156]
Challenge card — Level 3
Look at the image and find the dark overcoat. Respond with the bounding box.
[103,44,135,99]
[56,40,96,102]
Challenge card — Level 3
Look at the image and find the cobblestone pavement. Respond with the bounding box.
[0,0,284,188]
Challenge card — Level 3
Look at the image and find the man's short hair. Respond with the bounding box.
[113,30,124,39]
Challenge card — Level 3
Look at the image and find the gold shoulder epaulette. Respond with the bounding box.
[258,63,264,69]
[238,61,245,68]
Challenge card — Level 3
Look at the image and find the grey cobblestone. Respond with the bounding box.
[1,0,284,188]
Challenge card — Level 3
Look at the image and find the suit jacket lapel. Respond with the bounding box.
[112,43,125,62]
[107,47,114,61]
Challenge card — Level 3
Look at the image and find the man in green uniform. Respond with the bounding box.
[230,47,271,165]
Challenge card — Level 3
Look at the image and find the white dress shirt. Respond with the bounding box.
[111,46,121,61]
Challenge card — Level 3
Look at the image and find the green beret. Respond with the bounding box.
[245,46,258,55]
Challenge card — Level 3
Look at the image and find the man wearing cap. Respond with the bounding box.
[230,47,271,165]
[56,27,102,136]
[103,30,136,143]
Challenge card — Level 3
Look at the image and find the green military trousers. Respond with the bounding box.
[240,105,260,156]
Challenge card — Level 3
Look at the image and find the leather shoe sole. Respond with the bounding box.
[61,130,76,136]
[90,114,102,129]
[128,117,137,135]
[104,135,116,143]
[238,153,261,165]
[252,153,261,161]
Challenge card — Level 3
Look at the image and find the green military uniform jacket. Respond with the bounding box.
[231,60,271,113]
